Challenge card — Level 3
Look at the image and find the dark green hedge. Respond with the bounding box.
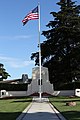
[57,82,80,90]
[0,83,28,91]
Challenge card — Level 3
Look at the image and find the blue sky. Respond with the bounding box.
[0,0,80,80]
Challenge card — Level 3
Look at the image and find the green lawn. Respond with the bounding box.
[0,97,32,120]
[49,96,80,120]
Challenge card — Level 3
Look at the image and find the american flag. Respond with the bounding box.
[22,6,39,25]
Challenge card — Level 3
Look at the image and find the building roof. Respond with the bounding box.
[0,79,21,83]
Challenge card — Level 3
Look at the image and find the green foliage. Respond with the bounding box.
[0,83,28,91]
[31,0,80,89]
[57,82,80,90]
[0,63,10,81]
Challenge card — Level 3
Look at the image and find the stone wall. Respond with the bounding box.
[0,90,75,98]
[53,90,74,96]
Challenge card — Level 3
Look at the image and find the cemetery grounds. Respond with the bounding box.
[0,96,80,120]
[0,97,32,120]
[49,96,80,120]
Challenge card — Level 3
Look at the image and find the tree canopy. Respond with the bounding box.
[0,63,10,81]
[31,0,80,89]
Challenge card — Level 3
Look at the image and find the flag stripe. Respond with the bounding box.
[22,6,39,25]
[22,13,39,22]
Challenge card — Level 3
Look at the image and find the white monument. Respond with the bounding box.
[75,89,80,97]
[27,67,53,96]
[0,90,7,98]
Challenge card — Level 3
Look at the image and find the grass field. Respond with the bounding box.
[49,96,80,120]
[0,97,32,120]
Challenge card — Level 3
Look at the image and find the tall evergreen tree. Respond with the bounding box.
[31,0,80,89]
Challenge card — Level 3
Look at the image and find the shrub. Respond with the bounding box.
[0,83,28,91]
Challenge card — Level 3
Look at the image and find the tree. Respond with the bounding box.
[0,63,10,81]
[31,0,80,89]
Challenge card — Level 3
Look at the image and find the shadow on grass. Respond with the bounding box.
[0,111,80,120]
[0,96,32,100]
[49,97,80,103]
[49,99,80,103]
[12,99,32,103]
[0,112,61,120]
[0,112,21,120]
[62,111,80,120]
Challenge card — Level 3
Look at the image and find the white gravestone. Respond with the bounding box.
[75,89,80,97]
[0,90,6,98]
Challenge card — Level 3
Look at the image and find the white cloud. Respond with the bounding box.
[14,35,31,39]
[0,55,34,68]
[9,60,34,68]
[0,35,34,40]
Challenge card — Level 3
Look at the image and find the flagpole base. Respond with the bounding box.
[39,92,42,101]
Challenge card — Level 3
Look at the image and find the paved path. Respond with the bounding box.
[16,97,66,120]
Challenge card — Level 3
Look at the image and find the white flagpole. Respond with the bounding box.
[38,3,42,99]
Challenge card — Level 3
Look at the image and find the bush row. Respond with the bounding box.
[57,82,80,90]
[0,83,28,91]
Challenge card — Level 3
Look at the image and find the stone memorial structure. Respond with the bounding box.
[27,67,53,96]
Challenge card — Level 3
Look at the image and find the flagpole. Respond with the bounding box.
[38,3,42,100]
